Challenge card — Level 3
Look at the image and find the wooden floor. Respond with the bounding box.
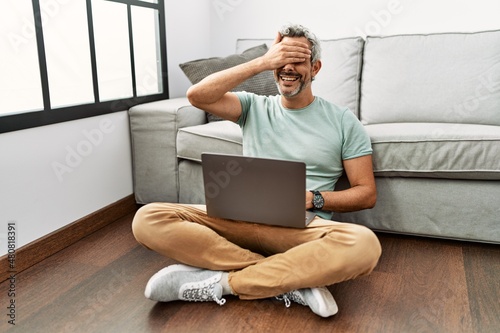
[1,211,499,333]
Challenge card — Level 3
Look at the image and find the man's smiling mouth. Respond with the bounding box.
[279,72,301,82]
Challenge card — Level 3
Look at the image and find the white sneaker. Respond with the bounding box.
[277,287,338,317]
[145,264,226,306]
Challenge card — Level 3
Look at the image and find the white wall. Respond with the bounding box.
[165,0,211,98]
[208,0,500,54]
[0,111,132,256]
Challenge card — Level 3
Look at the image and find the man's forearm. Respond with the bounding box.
[323,186,376,213]
[187,57,267,106]
[307,186,377,213]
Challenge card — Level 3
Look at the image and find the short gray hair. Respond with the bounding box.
[279,24,321,63]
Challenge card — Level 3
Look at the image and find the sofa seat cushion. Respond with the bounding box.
[366,123,500,180]
[177,121,243,162]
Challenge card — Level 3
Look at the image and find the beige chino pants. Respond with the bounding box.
[132,203,382,300]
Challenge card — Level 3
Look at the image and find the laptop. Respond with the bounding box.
[201,153,316,228]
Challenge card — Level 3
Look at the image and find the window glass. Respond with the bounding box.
[42,0,94,108]
[0,0,167,133]
[0,0,43,115]
[92,0,133,101]
[131,6,162,97]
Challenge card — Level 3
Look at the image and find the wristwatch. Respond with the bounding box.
[310,190,325,210]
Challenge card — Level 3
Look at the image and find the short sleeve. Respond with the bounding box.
[341,110,373,160]
[235,91,253,127]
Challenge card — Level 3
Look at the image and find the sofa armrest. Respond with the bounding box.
[128,97,206,204]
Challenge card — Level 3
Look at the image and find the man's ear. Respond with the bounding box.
[312,60,322,77]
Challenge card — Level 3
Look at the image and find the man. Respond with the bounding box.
[132,24,381,318]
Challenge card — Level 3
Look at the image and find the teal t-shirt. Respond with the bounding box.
[235,92,373,219]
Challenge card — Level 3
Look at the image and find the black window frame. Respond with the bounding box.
[0,0,168,134]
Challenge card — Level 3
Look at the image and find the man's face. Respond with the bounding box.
[273,36,317,98]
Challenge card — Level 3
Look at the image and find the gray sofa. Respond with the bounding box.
[129,30,500,244]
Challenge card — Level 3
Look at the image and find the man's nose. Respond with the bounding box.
[283,63,296,71]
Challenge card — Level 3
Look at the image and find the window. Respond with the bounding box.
[93,0,134,101]
[44,0,94,108]
[0,0,168,133]
[1,0,44,115]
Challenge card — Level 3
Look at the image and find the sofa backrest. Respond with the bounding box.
[236,37,365,118]
[360,29,500,126]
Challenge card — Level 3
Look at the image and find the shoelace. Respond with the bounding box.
[276,291,306,308]
[182,283,226,306]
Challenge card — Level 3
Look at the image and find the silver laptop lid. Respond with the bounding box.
[201,153,315,228]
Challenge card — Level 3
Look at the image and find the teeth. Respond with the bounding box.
[280,76,299,81]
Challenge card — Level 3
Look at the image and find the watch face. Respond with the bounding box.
[313,193,324,209]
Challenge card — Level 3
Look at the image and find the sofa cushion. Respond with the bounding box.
[236,38,365,118]
[179,44,278,122]
[313,38,365,119]
[177,121,243,162]
[366,123,500,180]
[361,30,500,126]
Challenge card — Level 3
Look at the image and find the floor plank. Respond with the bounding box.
[1,212,499,333]
[463,243,500,333]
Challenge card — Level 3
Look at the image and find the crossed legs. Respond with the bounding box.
[132,202,381,300]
